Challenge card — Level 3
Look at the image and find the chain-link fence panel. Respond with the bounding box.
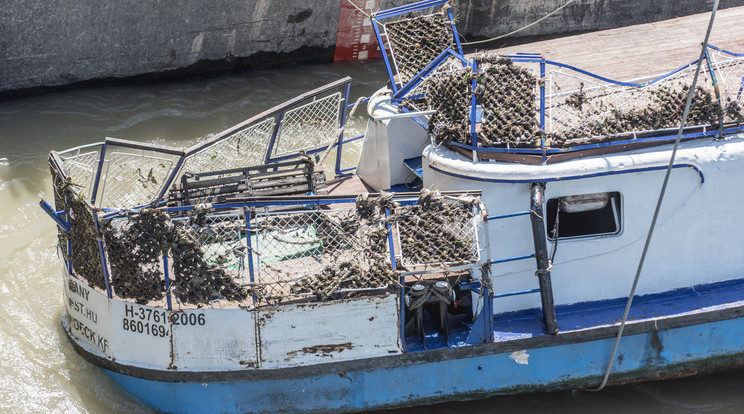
[475,58,540,147]
[67,196,106,289]
[180,117,276,178]
[253,207,393,303]
[709,49,744,123]
[546,64,725,145]
[57,144,103,201]
[169,210,248,305]
[383,11,455,86]
[273,92,344,157]
[102,210,169,304]
[395,190,480,269]
[99,152,175,209]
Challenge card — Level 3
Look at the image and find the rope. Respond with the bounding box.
[345,0,372,18]
[586,0,720,392]
[318,95,366,165]
[462,0,576,46]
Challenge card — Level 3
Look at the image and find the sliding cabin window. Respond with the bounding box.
[546,192,622,239]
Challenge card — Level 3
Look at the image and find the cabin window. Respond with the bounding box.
[546,192,621,239]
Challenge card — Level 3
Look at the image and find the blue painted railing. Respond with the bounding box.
[381,34,744,158]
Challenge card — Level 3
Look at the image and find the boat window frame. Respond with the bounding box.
[546,191,623,241]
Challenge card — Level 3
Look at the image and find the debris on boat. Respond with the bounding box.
[384,10,454,83]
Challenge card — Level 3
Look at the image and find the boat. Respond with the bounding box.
[40,0,744,412]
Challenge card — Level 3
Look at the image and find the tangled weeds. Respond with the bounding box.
[66,192,106,289]
[385,11,454,84]
[420,56,542,147]
[396,189,478,266]
[288,190,478,301]
[101,207,247,305]
[550,82,741,145]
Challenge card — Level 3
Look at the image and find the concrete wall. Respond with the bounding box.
[2,0,742,97]
[0,0,342,97]
[455,0,744,39]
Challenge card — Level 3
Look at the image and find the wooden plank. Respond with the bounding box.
[252,183,312,196]
[490,6,744,81]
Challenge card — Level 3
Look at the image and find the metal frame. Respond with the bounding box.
[371,0,464,94]
[390,43,744,161]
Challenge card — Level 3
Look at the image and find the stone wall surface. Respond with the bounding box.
[1,0,742,97]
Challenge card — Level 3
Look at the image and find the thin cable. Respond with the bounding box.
[345,0,372,18]
[586,0,720,392]
[462,0,576,46]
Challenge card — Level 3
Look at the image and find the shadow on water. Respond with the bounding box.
[1,59,743,413]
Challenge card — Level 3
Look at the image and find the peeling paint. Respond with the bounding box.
[509,350,530,365]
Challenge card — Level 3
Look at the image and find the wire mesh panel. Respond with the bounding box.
[383,11,455,86]
[400,55,469,111]
[273,93,344,157]
[180,117,276,177]
[395,192,480,269]
[709,48,744,120]
[102,211,169,304]
[546,64,720,145]
[57,144,103,200]
[99,152,175,209]
[169,211,248,305]
[253,208,392,302]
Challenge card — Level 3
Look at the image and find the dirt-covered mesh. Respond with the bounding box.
[385,11,454,85]
[395,189,478,267]
[67,195,106,289]
[475,58,541,146]
[100,207,248,305]
[255,198,396,303]
[50,165,71,263]
[101,209,169,304]
[549,83,724,146]
[424,67,473,144]
[169,210,248,305]
[423,57,541,147]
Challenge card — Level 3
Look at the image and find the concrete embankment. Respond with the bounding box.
[2,0,743,97]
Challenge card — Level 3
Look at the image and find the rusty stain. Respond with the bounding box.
[239,360,257,368]
[302,342,354,355]
[168,310,177,370]
[285,342,355,360]
[338,372,352,381]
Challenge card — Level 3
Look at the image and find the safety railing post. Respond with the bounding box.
[244,209,258,304]
[470,59,478,161]
[92,210,113,299]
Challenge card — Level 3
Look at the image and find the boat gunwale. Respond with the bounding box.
[62,285,744,383]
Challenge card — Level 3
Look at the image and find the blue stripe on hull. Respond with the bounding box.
[105,316,744,413]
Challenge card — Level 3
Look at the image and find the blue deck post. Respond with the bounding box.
[90,143,107,205]
[470,59,478,160]
[335,82,352,177]
[244,210,258,304]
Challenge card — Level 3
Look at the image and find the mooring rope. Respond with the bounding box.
[587,0,720,392]
[462,0,576,46]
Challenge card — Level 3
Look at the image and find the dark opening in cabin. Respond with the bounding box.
[546,192,621,239]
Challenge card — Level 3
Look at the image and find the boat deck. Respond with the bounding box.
[483,6,744,81]
[403,278,744,351]
[500,278,744,341]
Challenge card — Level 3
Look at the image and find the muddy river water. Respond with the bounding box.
[1,60,743,413]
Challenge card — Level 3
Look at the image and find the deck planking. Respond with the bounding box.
[480,6,744,81]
